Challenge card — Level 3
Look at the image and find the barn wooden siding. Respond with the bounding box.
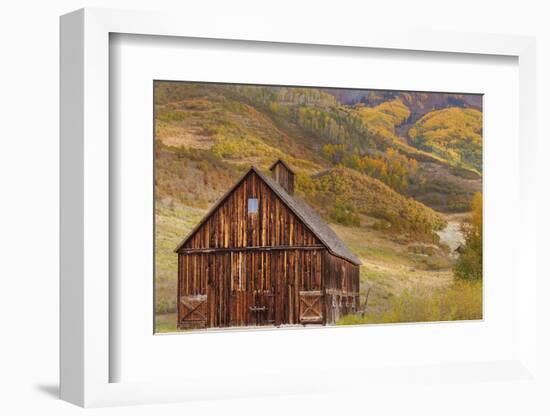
[178,249,360,328]
[178,249,324,328]
[323,252,361,324]
[270,162,295,195]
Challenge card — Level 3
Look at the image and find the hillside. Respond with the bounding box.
[154,82,449,238]
[234,85,481,209]
[154,83,482,213]
[155,83,326,171]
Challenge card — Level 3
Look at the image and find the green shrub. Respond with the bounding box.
[330,202,361,227]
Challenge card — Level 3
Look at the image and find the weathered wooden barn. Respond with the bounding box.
[175,159,361,329]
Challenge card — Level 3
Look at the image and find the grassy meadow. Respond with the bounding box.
[154,82,483,333]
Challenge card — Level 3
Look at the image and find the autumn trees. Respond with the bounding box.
[454,192,483,280]
[409,107,482,173]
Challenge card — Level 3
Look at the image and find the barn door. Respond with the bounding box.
[178,294,207,329]
[299,291,324,324]
[249,290,275,326]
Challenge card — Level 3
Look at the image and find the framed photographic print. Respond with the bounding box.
[153,81,483,334]
[60,7,539,409]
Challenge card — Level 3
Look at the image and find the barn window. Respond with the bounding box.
[247,198,259,214]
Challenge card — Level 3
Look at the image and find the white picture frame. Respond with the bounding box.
[60,8,538,408]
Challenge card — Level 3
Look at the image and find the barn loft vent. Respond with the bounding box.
[247,198,259,214]
[269,159,295,195]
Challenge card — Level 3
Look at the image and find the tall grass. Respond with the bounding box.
[337,279,482,325]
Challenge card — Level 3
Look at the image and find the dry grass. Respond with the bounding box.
[155,313,178,333]
[337,279,482,325]
[158,124,215,149]
[155,204,206,315]
[330,222,454,316]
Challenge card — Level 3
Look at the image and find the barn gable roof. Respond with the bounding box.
[174,166,362,265]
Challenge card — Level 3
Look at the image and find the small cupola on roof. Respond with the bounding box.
[269,159,295,195]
